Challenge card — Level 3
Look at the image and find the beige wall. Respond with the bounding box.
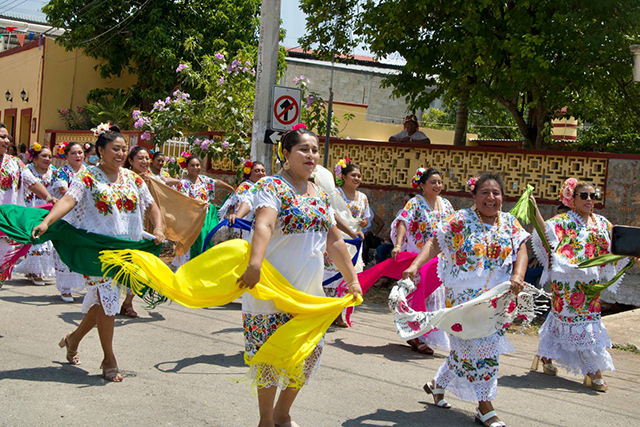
[39,39,137,138]
[0,42,43,146]
[332,102,477,144]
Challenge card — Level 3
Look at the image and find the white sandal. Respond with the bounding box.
[423,382,451,409]
[475,409,506,427]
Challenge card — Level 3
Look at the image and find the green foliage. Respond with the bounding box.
[423,102,521,140]
[82,89,135,129]
[58,106,93,130]
[44,0,261,107]
[300,0,640,149]
[134,45,256,167]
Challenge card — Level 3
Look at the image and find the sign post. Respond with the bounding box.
[271,86,301,132]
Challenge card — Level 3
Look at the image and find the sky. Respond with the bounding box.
[0,0,371,56]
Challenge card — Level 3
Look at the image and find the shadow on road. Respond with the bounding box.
[155,351,245,373]
[212,327,243,335]
[0,362,112,387]
[331,338,445,362]
[0,294,72,307]
[499,371,600,395]
[342,406,472,427]
[56,310,166,328]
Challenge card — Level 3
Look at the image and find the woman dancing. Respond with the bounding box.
[403,173,529,427]
[391,167,454,354]
[172,155,234,267]
[237,127,362,427]
[531,178,632,391]
[219,159,267,240]
[31,125,164,382]
[14,144,58,285]
[50,142,87,301]
[322,158,371,326]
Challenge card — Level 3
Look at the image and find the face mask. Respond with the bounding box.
[88,155,99,165]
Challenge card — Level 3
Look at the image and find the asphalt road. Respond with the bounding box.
[1,275,639,427]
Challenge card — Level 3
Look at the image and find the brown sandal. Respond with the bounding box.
[58,334,80,365]
[103,367,123,382]
[407,338,434,355]
[119,304,138,318]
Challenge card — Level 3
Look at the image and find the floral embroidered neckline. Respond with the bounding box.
[276,174,320,199]
[94,166,124,186]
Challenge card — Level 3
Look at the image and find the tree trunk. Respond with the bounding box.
[453,97,468,146]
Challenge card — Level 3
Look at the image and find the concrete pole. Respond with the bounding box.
[251,0,282,174]
[631,45,640,82]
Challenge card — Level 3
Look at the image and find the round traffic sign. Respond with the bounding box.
[273,95,299,125]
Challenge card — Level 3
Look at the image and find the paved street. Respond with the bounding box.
[1,275,639,427]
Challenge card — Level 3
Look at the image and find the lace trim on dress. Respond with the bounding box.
[21,166,38,188]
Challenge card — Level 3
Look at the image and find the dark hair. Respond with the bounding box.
[64,142,83,156]
[83,143,94,154]
[557,204,570,214]
[0,123,6,129]
[471,172,504,195]
[186,156,201,167]
[280,128,318,166]
[19,143,26,153]
[342,163,361,178]
[30,145,51,161]
[574,182,593,195]
[125,145,150,169]
[151,150,164,161]
[95,125,124,159]
[418,167,442,185]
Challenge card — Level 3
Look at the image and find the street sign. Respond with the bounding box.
[271,85,301,131]
[264,129,282,145]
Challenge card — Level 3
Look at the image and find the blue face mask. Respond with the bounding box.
[88,155,99,165]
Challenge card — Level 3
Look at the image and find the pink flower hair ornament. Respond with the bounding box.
[291,123,307,131]
[560,178,579,207]
[467,177,478,193]
[412,167,426,189]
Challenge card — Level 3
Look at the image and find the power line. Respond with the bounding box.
[77,0,151,46]
[0,0,28,14]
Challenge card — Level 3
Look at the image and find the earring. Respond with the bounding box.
[283,159,290,170]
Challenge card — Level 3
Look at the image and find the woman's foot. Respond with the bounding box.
[119,303,138,318]
[101,359,123,382]
[274,417,300,427]
[475,407,506,427]
[584,372,607,392]
[60,293,74,303]
[58,333,80,365]
[31,276,46,286]
[531,355,558,375]
[407,338,434,355]
[333,315,348,328]
[423,381,451,408]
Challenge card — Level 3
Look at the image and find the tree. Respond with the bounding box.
[44,0,261,108]
[300,0,640,149]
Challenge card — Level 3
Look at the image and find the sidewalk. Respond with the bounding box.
[1,276,639,427]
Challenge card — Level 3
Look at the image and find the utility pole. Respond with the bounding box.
[251,0,282,174]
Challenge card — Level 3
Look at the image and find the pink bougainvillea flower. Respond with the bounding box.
[222,141,230,148]
[176,63,188,72]
[140,131,151,141]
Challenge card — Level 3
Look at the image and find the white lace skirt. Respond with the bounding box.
[537,313,615,375]
[13,241,56,278]
[419,286,450,350]
[53,252,85,294]
[82,277,121,317]
[434,332,514,402]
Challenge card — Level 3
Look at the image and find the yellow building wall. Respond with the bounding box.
[0,43,43,146]
[39,39,138,139]
[332,102,477,144]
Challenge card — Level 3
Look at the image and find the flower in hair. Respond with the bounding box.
[56,141,69,159]
[334,157,352,186]
[27,142,44,160]
[84,143,91,150]
[178,151,191,169]
[560,177,578,207]
[292,123,307,131]
[467,177,477,193]
[242,160,254,179]
[91,122,112,137]
[412,167,426,189]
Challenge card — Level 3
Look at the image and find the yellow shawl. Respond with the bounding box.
[100,239,362,388]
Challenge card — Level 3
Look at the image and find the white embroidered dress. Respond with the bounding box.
[433,209,529,402]
[50,164,87,294]
[172,175,216,268]
[14,164,57,279]
[242,175,335,389]
[391,194,454,350]
[0,154,37,282]
[532,211,623,375]
[218,180,256,241]
[322,187,372,295]
[65,166,154,316]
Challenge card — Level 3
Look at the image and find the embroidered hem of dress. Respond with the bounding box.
[246,344,323,390]
[538,314,615,375]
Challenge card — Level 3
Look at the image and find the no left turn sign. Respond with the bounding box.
[271,86,302,131]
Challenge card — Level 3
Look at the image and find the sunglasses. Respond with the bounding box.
[578,192,599,201]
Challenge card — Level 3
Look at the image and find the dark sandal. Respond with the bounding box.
[120,304,138,318]
[415,340,435,355]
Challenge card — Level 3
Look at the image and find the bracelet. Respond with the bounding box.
[45,195,53,202]
[153,228,165,234]
[394,245,401,249]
